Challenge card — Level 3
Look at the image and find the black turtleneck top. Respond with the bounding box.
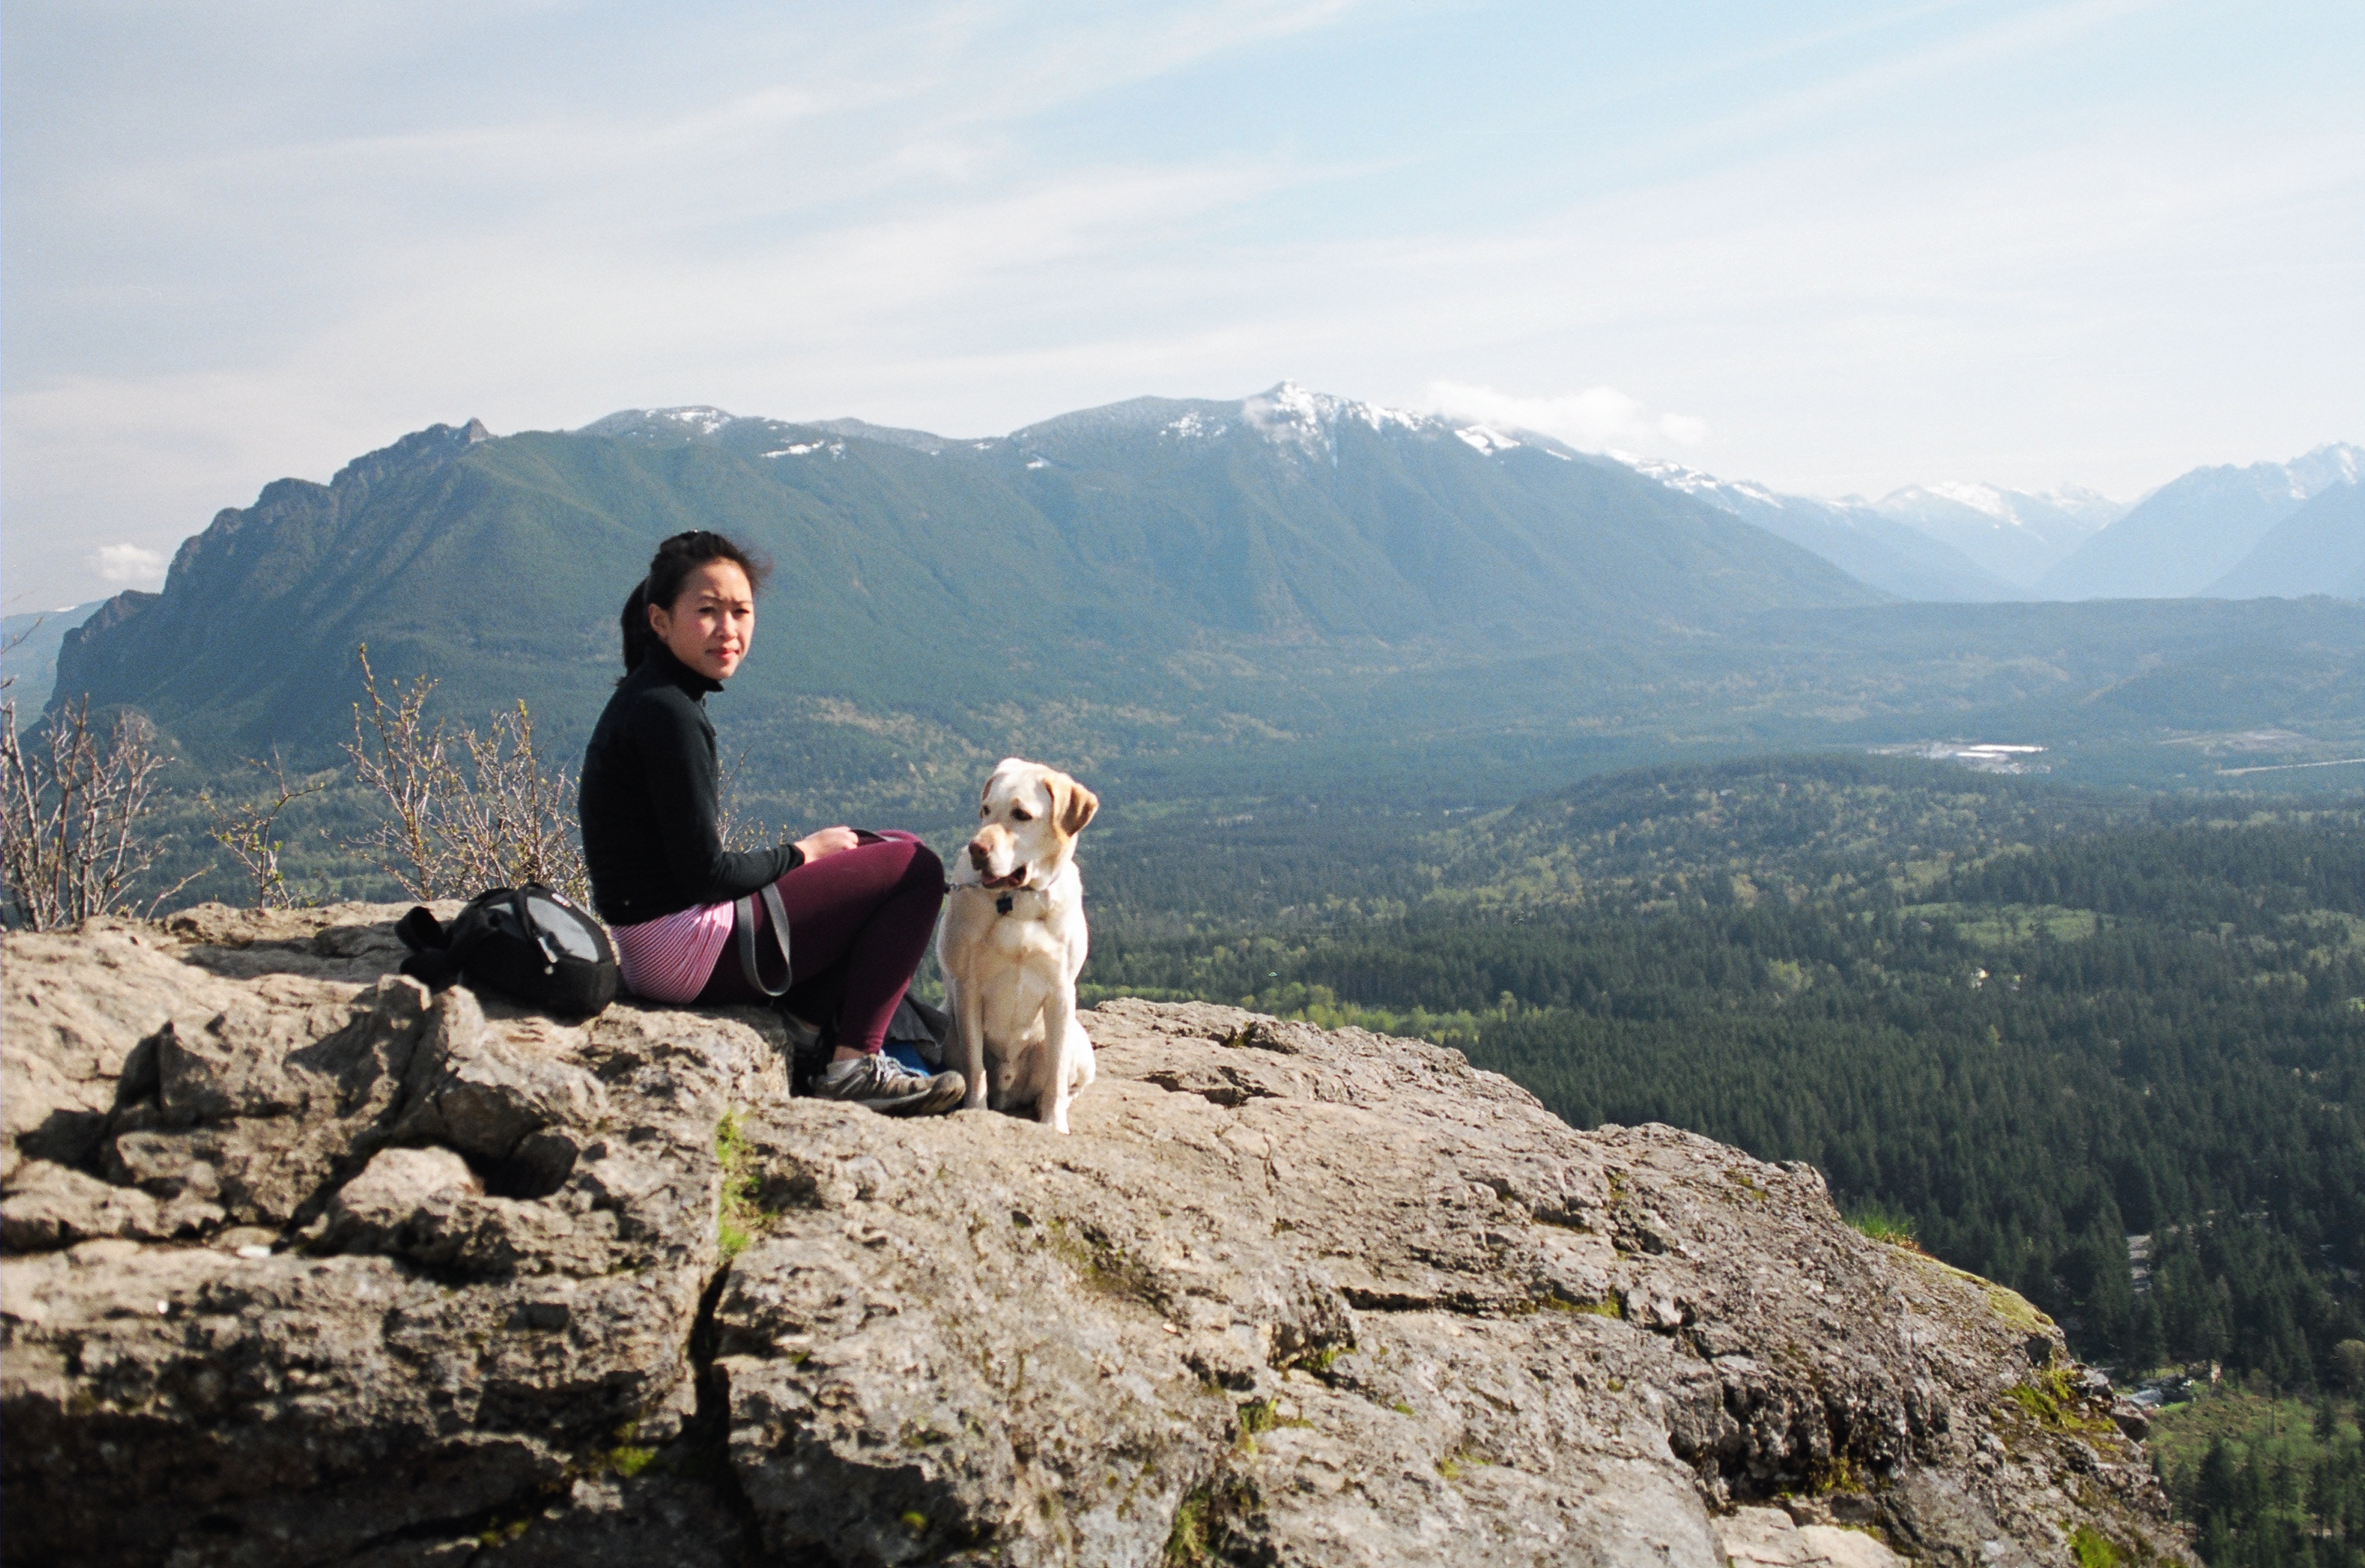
[578,643,800,926]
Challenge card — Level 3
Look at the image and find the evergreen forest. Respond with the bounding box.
[1084,757,2365,1403]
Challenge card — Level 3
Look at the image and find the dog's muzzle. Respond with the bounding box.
[967,840,1026,888]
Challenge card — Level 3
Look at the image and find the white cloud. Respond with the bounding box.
[1428,381,1708,453]
[93,544,168,586]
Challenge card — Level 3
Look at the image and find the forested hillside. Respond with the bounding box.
[1084,757,2365,1389]
[36,400,2365,837]
[45,395,1872,772]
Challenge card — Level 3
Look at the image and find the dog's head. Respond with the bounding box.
[967,757,1097,889]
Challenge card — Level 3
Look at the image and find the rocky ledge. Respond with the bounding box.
[2,905,2188,1568]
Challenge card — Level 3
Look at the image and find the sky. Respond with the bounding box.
[4,0,2361,609]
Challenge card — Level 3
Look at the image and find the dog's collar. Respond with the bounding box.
[957,873,1065,919]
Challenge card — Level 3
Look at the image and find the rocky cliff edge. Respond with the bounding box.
[2,905,2188,1568]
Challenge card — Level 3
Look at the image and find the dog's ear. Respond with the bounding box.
[1055,776,1099,838]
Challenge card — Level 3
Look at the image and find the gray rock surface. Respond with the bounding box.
[2,905,2193,1566]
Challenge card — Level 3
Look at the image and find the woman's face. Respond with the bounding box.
[648,559,755,681]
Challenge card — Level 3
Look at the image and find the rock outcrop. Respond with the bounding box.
[2,906,2190,1567]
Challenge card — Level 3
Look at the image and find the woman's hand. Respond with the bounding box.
[793,825,861,864]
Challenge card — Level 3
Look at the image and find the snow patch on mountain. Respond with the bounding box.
[1876,483,2122,537]
[1620,456,1787,512]
[653,407,734,436]
[1452,426,1520,456]
[1163,412,1228,440]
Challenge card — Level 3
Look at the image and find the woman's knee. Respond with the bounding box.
[898,840,944,892]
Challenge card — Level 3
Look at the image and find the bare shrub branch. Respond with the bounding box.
[202,751,334,909]
[345,645,450,899]
[341,646,589,904]
[716,748,777,854]
[0,696,194,929]
[439,701,590,903]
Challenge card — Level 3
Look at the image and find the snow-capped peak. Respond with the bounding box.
[1241,381,1428,457]
[1875,481,2122,542]
[651,407,734,436]
[2287,442,2364,498]
[1921,481,2013,520]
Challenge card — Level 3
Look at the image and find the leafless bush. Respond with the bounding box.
[0,695,194,929]
[343,645,589,903]
[442,702,587,899]
[201,752,333,909]
[346,647,447,897]
[716,748,777,854]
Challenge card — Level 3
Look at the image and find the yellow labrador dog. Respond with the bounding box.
[936,757,1099,1132]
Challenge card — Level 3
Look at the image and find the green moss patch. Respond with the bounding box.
[2070,1525,2122,1568]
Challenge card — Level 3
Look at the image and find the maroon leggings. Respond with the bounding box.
[695,831,944,1054]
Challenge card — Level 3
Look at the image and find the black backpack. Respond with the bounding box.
[396,885,620,1018]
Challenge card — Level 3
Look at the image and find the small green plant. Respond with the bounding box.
[1163,1485,1215,1567]
[1434,1444,1488,1482]
[2070,1525,2122,1568]
[2006,1368,2114,1435]
[1845,1201,1918,1249]
[900,1511,930,1533]
[476,1518,531,1547]
[1806,1452,1861,1495]
[715,1111,757,1260]
[1233,1398,1311,1452]
[607,1444,656,1478]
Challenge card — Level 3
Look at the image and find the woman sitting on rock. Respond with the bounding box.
[578,530,963,1116]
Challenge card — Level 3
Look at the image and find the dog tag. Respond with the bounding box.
[996,893,1014,914]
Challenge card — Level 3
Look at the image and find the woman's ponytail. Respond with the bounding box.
[617,531,774,678]
[617,579,655,673]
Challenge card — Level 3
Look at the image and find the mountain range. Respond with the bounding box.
[48,384,1871,762]
[41,387,2365,822]
[2040,443,2362,599]
[1615,443,2360,603]
[1866,481,2122,589]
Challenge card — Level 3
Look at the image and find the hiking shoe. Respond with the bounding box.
[811,1051,966,1117]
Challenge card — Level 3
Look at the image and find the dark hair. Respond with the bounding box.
[619,531,773,675]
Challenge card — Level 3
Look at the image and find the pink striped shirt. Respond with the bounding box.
[609,899,736,1003]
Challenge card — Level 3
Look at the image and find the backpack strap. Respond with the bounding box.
[398,948,464,991]
[395,906,448,954]
[734,884,794,998]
